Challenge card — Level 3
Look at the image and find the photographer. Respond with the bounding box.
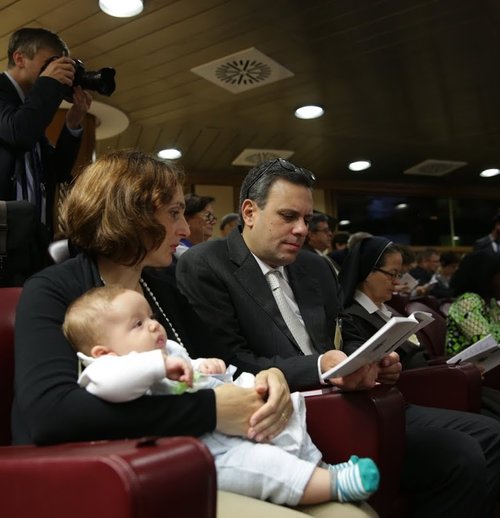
[0,27,92,239]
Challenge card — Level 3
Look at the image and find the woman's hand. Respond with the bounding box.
[322,350,379,390]
[248,368,293,443]
[214,384,264,437]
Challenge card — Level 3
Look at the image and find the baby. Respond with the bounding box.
[63,285,379,506]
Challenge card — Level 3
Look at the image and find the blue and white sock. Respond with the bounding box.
[329,455,380,502]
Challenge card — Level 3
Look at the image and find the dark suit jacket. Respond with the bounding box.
[176,229,363,390]
[409,265,433,285]
[473,235,497,254]
[0,73,81,233]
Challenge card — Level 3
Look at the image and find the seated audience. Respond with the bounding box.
[219,212,239,237]
[430,251,461,300]
[339,235,500,419]
[447,252,500,355]
[14,149,364,517]
[65,285,380,506]
[474,212,500,254]
[177,158,500,518]
[328,231,350,270]
[175,193,217,257]
[394,244,417,296]
[303,213,333,256]
[409,248,441,296]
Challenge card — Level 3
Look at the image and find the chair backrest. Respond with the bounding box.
[405,301,447,358]
[386,293,410,315]
[0,287,22,445]
[412,295,440,312]
[48,239,71,264]
[439,300,452,317]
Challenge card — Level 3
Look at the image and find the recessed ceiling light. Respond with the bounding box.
[339,220,351,226]
[99,0,143,17]
[480,168,500,178]
[158,148,182,160]
[294,105,324,120]
[395,203,408,209]
[348,160,371,172]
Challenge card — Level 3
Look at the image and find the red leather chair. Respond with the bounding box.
[1,287,408,517]
[397,363,482,413]
[0,287,217,518]
[304,385,406,517]
[400,301,483,413]
[386,293,410,316]
[405,301,448,359]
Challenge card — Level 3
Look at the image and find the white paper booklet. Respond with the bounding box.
[446,334,500,373]
[399,273,419,291]
[321,311,434,380]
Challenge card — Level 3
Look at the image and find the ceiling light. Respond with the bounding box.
[396,203,408,209]
[294,105,324,120]
[348,160,371,171]
[480,168,500,178]
[99,0,143,17]
[339,220,351,226]
[158,148,182,160]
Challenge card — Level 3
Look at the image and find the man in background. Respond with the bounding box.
[303,212,333,255]
[474,212,500,254]
[219,212,239,237]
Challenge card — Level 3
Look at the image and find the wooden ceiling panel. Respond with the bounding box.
[1,0,500,193]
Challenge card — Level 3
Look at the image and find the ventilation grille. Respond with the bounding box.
[191,47,294,94]
[232,148,295,166]
[403,159,467,177]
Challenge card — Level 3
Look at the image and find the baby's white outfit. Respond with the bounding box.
[78,340,322,505]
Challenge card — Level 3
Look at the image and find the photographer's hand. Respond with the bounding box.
[40,56,75,87]
[66,87,92,129]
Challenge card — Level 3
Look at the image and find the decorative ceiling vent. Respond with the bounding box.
[403,159,467,177]
[232,148,295,166]
[191,47,294,94]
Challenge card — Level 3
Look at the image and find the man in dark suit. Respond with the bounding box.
[177,158,500,518]
[177,158,389,390]
[303,212,333,255]
[0,27,91,237]
[474,212,500,254]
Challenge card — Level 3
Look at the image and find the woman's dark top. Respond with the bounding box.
[12,253,216,445]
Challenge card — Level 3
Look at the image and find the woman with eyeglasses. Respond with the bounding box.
[338,236,428,369]
[175,193,217,257]
[337,236,500,517]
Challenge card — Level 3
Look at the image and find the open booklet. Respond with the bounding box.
[321,311,434,380]
[446,334,500,373]
[398,272,419,291]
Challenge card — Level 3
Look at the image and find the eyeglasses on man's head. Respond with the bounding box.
[243,158,316,200]
[372,267,402,280]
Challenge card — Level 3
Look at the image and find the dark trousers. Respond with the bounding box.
[403,404,500,517]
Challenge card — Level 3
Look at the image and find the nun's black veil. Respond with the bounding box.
[338,236,392,307]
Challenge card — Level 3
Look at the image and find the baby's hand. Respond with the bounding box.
[163,353,193,387]
[198,358,226,374]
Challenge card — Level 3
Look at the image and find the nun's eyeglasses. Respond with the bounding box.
[373,267,403,280]
[243,158,315,200]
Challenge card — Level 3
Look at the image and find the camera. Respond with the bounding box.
[41,57,116,102]
[72,59,116,98]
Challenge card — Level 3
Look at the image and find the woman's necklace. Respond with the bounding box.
[139,278,185,347]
